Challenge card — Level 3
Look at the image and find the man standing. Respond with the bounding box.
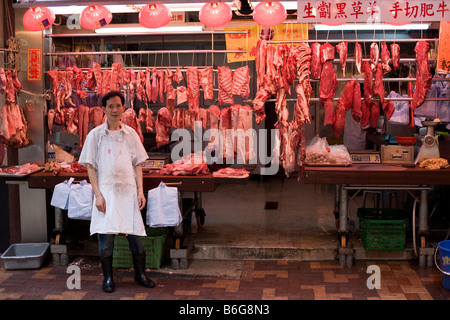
[79,91,154,292]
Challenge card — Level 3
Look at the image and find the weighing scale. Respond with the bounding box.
[142,153,171,172]
[415,121,440,164]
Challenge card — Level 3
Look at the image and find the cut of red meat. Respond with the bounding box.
[380,42,391,74]
[370,42,379,71]
[362,60,373,104]
[411,41,432,111]
[361,100,370,129]
[218,66,233,105]
[310,42,321,79]
[354,42,362,74]
[352,82,362,122]
[232,65,250,99]
[336,41,348,76]
[390,43,400,70]
[186,67,200,115]
[333,98,345,138]
[199,67,214,101]
[341,80,355,111]
[320,43,335,63]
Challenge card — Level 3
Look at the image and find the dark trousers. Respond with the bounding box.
[98,234,145,259]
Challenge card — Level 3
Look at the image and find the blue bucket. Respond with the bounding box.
[435,240,450,290]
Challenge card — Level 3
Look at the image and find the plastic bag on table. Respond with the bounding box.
[147,182,182,227]
[67,180,93,220]
[305,135,331,165]
[328,144,352,166]
[50,177,75,210]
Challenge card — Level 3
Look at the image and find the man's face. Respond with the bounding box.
[103,96,125,121]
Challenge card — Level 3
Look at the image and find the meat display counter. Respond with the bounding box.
[303,163,450,266]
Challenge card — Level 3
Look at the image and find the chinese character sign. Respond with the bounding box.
[27,48,41,81]
[437,22,450,74]
[225,24,308,63]
[297,0,450,23]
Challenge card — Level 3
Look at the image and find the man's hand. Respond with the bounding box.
[95,193,106,213]
[138,192,146,211]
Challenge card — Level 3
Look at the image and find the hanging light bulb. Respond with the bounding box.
[80,5,113,30]
[139,4,172,29]
[199,2,232,28]
[23,7,55,31]
[253,2,286,27]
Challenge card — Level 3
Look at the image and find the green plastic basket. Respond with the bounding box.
[112,227,167,269]
[358,208,408,251]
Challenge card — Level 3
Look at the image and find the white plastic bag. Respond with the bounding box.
[50,177,75,210]
[147,182,182,227]
[68,180,93,220]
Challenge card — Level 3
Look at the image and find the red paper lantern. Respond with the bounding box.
[80,5,112,30]
[199,2,232,28]
[139,4,172,29]
[23,7,55,31]
[253,2,286,27]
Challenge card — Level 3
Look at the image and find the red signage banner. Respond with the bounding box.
[27,48,41,81]
[297,0,450,23]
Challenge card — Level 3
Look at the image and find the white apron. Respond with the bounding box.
[89,130,146,236]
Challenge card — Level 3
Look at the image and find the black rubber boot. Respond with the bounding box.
[100,256,115,293]
[132,253,155,288]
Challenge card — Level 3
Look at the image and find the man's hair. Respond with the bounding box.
[102,91,125,107]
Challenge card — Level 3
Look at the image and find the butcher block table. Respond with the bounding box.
[303,164,450,267]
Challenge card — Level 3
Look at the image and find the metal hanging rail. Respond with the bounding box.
[44,30,247,38]
[45,49,246,56]
[268,38,438,44]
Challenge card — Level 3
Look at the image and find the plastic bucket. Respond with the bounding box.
[434,240,450,290]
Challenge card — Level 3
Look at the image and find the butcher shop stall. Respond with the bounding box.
[1,0,450,269]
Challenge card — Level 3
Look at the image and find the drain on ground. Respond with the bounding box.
[264,202,279,210]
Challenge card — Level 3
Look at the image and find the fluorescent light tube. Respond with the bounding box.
[94,26,205,34]
[314,23,430,31]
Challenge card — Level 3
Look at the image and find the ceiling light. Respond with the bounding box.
[314,23,430,31]
[79,5,112,30]
[139,4,172,29]
[23,7,55,31]
[199,3,233,28]
[94,26,204,34]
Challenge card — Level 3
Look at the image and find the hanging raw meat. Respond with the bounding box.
[164,69,176,111]
[151,68,158,103]
[199,67,214,101]
[310,42,321,79]
[390,43,400,71]
[320,43,335,63]
[186,67,200,116]
[173,67,183,84]
[333,99,345,138]
[92,62,102,95]
[354,42,362,74]
[255,39,267,88]
[155,107,172,148]
[232,65,250,99]
[411,41,432,111]
[47,108,55,134]
[157,70,165,103]
[341,80,355,111]
[336,41,348,76]
[176,86,187,105]
[362,60,373,104]
[361,100,370,129]
[319,60,337,125]
[352,82,362,122]
[218,66,233,105]
[370,42,379,71]
[121,108,143,143]
[380,42,391,74]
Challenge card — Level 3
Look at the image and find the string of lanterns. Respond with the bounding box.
[23,2,287,32]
